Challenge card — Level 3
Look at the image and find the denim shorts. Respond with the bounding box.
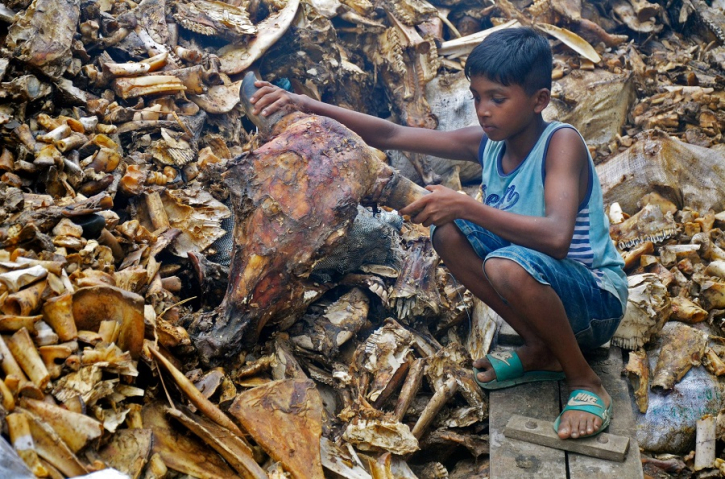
[434,219,624,350]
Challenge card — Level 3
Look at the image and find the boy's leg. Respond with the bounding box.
[483,256,610,439]
[432,223,562,374]
[433,222,610,439]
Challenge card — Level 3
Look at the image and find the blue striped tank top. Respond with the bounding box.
[478,121,628,309]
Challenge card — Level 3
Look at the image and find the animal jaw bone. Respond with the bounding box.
[173,0,256,42]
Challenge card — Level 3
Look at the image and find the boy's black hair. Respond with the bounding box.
[464,27,552,95]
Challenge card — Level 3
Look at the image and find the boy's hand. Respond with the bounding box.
[249,81,309,117]
[399,185,473,227]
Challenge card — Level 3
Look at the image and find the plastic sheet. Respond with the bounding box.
[0,436,33,479]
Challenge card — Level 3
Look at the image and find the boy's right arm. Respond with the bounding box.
[249,81,483,163]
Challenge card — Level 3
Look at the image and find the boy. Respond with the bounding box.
[249,27,628,439]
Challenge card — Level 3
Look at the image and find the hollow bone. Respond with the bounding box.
[191,72,428,361]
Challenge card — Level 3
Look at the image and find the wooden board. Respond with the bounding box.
[563,346,644,478]
[488,327,643,479]
[504,414,630,462]
[489,380,567,478]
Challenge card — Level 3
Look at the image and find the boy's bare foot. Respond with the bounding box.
[473,344,562,383]
[557,383,611,439]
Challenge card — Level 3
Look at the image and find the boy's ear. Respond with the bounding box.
[532,88,551,114]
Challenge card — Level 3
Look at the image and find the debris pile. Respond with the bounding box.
[0,0,723,477]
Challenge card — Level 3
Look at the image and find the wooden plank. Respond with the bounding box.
[489,380,567,478]
[564,346,644,478]
[504,414,630,462]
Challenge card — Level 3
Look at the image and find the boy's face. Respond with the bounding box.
[469,75,549,142]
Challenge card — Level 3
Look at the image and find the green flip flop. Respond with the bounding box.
[553,389,612,438]
[473,350,566,390]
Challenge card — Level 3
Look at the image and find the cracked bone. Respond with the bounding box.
[147,346,246,439]
[6,328,49,390]
[7,412,48,477]
[20,397,103,453]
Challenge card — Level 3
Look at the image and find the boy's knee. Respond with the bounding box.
[483,258,531,299]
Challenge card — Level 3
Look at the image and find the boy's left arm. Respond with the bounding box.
[539,127,590,256]
[400,128,587,259]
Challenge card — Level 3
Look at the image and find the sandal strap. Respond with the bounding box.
[553,389,612,437]
[487,350,524,382]
[563,389,607,419]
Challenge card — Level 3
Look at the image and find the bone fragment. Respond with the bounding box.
[701,280,725,310]
[706,260,725,279]
[3,280,48,316]
[150,65,206,94]
[670,296,708,323]
[72,285,144,358]
[387,12,430,53]
[3,259,63,277]
[7,412,49,477]
[0,334,29,383]
[113,76,186,100]
[703,347,725,376]
[692,232,725,262]
[0,314,41,333]
[20,397,103,453]
[6,328,50,389]
[14,123,37,152]
[166,406,268,479]
[219,0,300,74]
[148,346,246,438]
[0,377,14,411]
[174,45,202,63]
[439,20,519,58]
[624,349,649,413]
[41,293,77,342]
[394,358,426,421]
[37,124,71,144]
[412,376,458,438]
[629,0,661,21]
[228,378,324,479]
[696,415,717,471]
[39,343,75,379]
[0,265,48,293]
[652,322,707,390]
[145,191,170,230]
[55,133,88,153]
[188,79,243,114]
[97,320,120,344]
[373,356,411,409]
[103,61,151,78]
[0,147,14,171]
[19,408,88,477]
[97,428,153,479]
[622,241,654,269]
[34,322,58,347]
[320,437,371,479]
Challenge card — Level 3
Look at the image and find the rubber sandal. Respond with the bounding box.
[553,389,612,438]
[473,350,566,391]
